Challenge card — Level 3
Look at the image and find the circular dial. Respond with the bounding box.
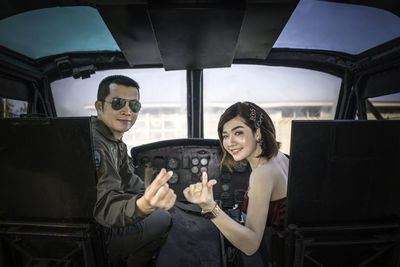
[191,166,199,174]
[200,167,207,174]
[169,172,179,184]
[200,158,208,166]
[168,157,179,169]
[191,157,199,165]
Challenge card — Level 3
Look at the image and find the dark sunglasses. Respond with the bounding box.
[104,98,141,113]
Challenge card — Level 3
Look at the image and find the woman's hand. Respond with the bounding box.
[183,172,217,210]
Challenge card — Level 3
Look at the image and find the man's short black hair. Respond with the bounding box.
[97,75,140,101]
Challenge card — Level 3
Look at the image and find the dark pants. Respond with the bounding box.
[103,209,172,267]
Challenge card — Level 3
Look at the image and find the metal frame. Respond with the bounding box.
[285,224,400,267]
[0,221,104,267]
[187,69,204,138]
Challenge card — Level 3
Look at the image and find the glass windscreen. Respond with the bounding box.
[51,68,187,151]
[366,92,400,120]
[1,1,399,59]
[0,98,28,118]
[274,0,400,54]
[0,6,119,59]
[203,64,342,155]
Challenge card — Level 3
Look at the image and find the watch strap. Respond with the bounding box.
[201,203,220,219]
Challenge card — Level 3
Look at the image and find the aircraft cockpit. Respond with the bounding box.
[1,0,400,266]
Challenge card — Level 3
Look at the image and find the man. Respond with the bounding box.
[92,75,176,267]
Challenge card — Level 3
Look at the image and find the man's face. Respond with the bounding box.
[95,83,139,140]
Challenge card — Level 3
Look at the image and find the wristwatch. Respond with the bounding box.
[201,203,220,219]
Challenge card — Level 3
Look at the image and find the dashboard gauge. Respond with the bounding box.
[169,172,179,184]
[191,166,199,174]
[191,157,199,165]
[168,157,179,169]
[200,167,207,174]
[221,184,230,191]
[200,158,208,166]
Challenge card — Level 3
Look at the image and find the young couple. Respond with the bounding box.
[92,75,289,267]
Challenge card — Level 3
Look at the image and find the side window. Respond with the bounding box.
[51,68,187,152]
[203,64,342,155]
[366,92,400,120]
[0,97,28,118]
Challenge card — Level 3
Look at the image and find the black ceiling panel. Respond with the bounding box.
[98,5,162,66]
[235,2,298,59]
[148,4,245,70]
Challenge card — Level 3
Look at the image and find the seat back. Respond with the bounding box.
[0,117,97,222]
[0,117,105,267]
[285,120,400,267]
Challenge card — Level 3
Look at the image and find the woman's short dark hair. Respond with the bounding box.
[217,101,280,171]
[97,75,140,102]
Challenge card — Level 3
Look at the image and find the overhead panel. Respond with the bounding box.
[98,5,162,66]
[148,3,245,70]
[235,1,299,59]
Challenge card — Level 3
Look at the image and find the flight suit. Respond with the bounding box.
[92,117,171,267]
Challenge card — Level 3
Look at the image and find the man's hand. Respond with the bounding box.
[183,172,217,210]
[136,168,177,215]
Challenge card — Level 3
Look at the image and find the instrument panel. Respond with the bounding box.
[131,139,250,208]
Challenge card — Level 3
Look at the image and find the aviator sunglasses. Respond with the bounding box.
[104,98,141,113]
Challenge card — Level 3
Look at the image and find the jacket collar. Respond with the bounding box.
[92,116,122,143]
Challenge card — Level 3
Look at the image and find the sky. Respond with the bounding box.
[275,0,400,54]
[1,0,400,58]
[51,65,342,116]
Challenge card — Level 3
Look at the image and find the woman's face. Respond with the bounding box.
[221,116,259,162]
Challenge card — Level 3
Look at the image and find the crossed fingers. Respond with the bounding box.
[183,172,217,203]
[145,168,176,210]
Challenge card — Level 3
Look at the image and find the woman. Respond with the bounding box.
[183,101,289,266]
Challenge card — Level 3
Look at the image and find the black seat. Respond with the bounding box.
[284,120,400,267]
[0,117,106,267]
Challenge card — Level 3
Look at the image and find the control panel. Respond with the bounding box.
[131,139,250,208]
